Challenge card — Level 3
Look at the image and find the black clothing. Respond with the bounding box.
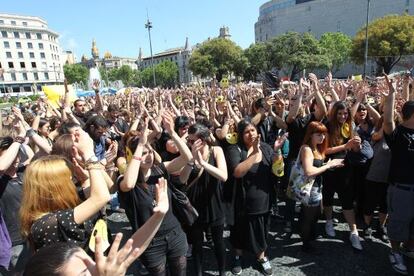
[227,143,276,216]
[287,113,317,160]
[118,166,181,235]
[187,150,224,226]
[257,116,279,146]
[384,125,414,185]
[0,167,25,246]
[156,132,180,162]
[30,209,96,251]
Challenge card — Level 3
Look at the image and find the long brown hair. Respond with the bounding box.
[51,134,75,161]
[303,121,329,157]
[328,101,354,147]
[20,155,80,238]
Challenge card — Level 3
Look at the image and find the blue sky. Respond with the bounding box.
[2,0,264,60]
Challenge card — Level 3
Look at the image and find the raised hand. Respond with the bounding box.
[73,130,95,160]
[162,111,175,134]
[153,177,169,215]
[326,158,345,169]
[92,79,101,92]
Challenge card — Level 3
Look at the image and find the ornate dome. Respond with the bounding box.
[104,51,112,59]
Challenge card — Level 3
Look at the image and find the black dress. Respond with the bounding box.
[187,150,224,226]
[227,142,276,255]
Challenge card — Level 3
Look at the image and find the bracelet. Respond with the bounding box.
[132,155,142,161]
[86,163,104,170]
[26,128,36,138]
[14,136,25,144]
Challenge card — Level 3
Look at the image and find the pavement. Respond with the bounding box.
[107,204,410,276]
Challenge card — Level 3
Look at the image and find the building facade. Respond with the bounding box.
[255,0,413,41]
[137,37,194,84]
[80,40,138,71]
[255,0,414,76]
[0,13,64,93]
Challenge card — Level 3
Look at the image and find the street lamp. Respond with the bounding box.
[363,0,371,77]
[145,18,157,87]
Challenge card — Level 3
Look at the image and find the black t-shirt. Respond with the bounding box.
[287,113,316,160]
[117,165,181,236]
[385,125,414,185]
[0,167,25,245]
[155,132,180,162]
[226,143,276,215]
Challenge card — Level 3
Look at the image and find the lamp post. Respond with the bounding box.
[145,18,157,87]
[363,0,371,77]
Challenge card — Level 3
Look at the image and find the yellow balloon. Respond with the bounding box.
[88,219,110,253]
[225,132,238,144]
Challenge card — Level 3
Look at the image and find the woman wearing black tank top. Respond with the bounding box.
[179,123,228,276]
[119,111,193,276]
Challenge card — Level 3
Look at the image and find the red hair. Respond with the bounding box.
[302,121,329,157]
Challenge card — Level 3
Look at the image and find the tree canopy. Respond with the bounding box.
[244,42,269,81]
[319,32,352,72]
[141,61,179,88]
[189,38,247,81]
[351,14,414,74]
[267,32,331,80]
[63,64,89,85]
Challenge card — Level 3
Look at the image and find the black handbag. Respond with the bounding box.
[157,164,199,226]
[170,183,199,226]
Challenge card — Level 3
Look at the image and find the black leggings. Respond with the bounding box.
[299,205,320,244]
[190,224,226,276]
[363,180,388,216]
[146,255,187,276]
[322,166,354,210]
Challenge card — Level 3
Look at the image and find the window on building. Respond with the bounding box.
[11,73,16,81]
[0,62,2,69]
[38,43,44,49]
[16,42,21,48]
[50,44,52,50]
[22,73,28,80]
[27,42,33,48]
[20,62,25,69]
[337,21,341,32]
[308,26,312,32]
[1,31,7,38]
[3,41,9,48]
[11,21,16,25]
[34,72,39,80]
[29,52,35,58]
[44,72,49,80]
[31,62,36,68]
[0,20,4,24]
[13,32,20,38]
[18,52,24,58]
[25,32,31,39]
[22,22,28,26]
[36,33,41,39]
[8,62,14,69]
[40,52,45,59]
[41,62,47,70]
[6,52,12,58]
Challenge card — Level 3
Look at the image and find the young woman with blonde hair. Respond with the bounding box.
[20,130,111,251]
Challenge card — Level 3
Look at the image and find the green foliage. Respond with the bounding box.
[319,32,352,72]
[189,38,246,81]
[141,61,179,88]
[267,32,330,80]
[351,14,414,74]
[63,64,89,85]
[244,42,269,81]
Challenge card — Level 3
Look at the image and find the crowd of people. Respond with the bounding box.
[0,71,413,276]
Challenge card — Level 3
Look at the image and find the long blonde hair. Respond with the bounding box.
[20,155,80,238]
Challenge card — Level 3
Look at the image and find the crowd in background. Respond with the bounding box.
[0,71,413,276]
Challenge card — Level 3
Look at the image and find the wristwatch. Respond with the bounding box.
[187,161,195,169]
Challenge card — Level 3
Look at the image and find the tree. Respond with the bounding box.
[141,61,179,88]
[244,42,269,81]
[351,14,414,74]
[267,32,330,80]
[63,64,89,85]
[114,65,134,86]
[189,38,246,81]
[319,32,352,73]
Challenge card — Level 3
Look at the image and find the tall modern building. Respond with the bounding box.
[0,13,64,93]
[255,0,413,42]
[137,37,194,84]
